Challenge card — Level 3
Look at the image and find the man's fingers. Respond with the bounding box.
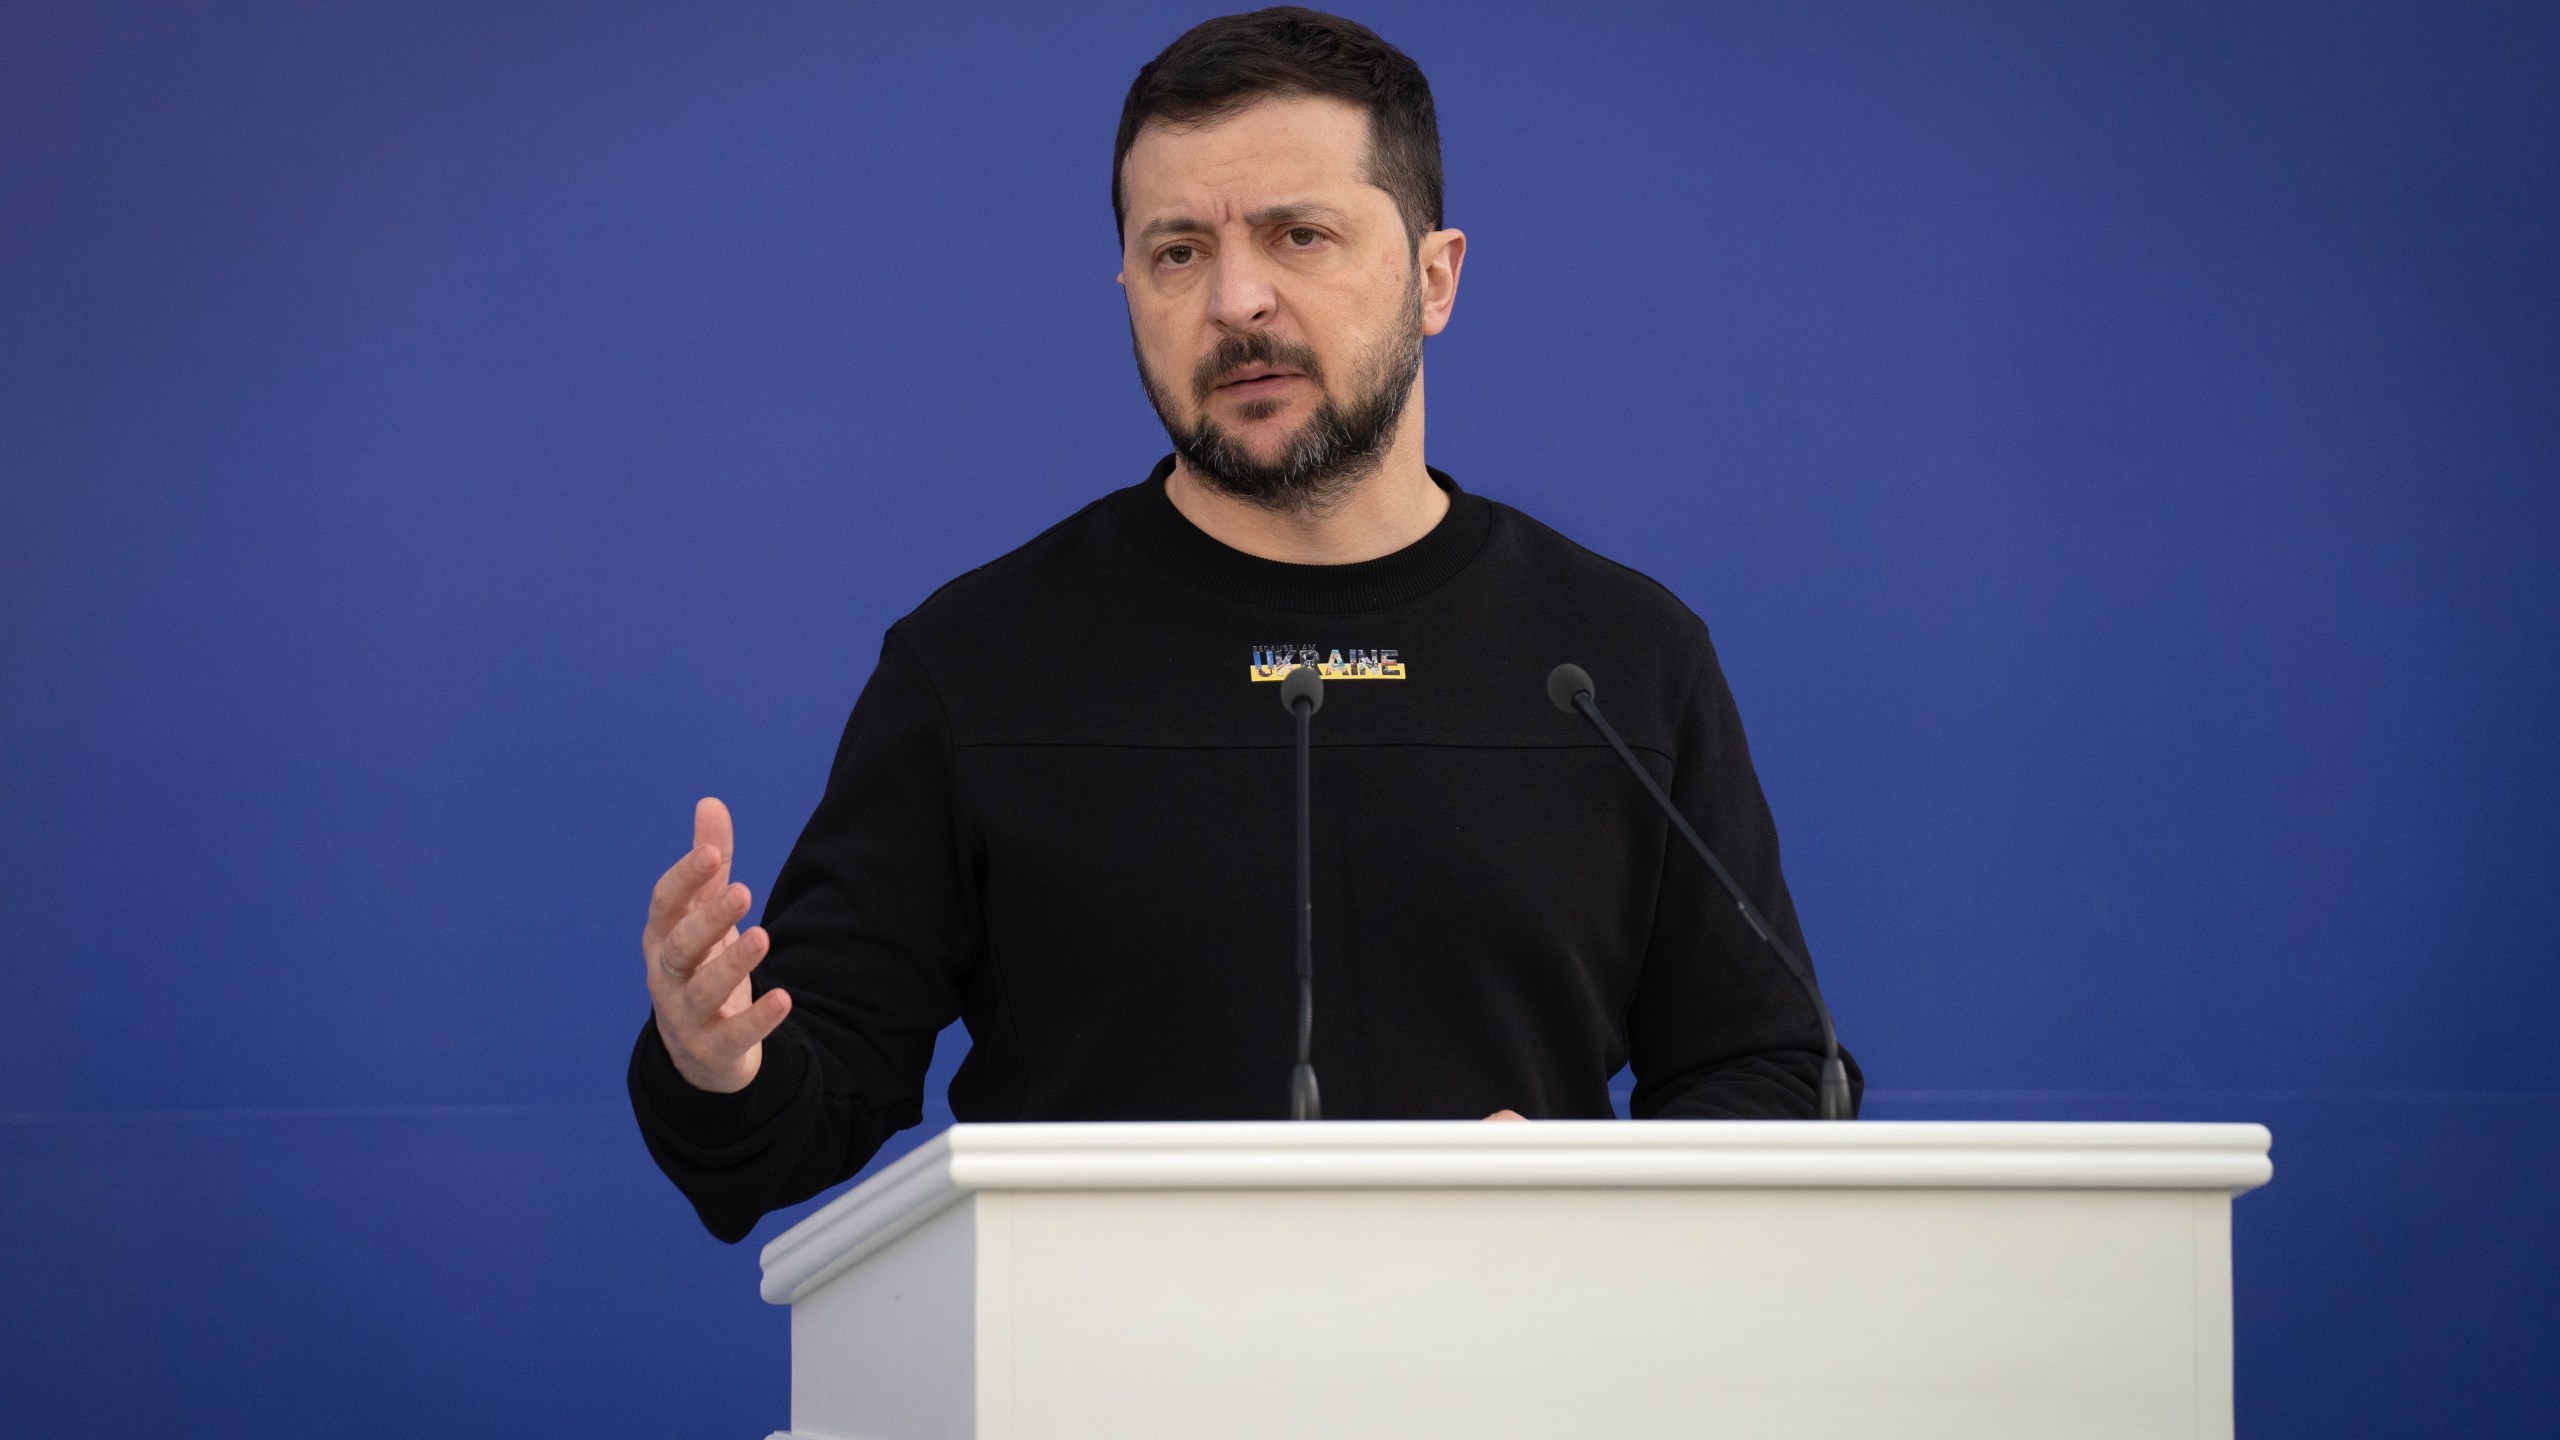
[657,882,751,979]
[643,844,724,948]
[650,983,785,1093]
[709,985,792,1052]
[677,927,742,1004]
[694,797,736,888]
[643,799,778,1093]
[672,970,791,1080]
[646,798,736,953]
[682,925,771,1016]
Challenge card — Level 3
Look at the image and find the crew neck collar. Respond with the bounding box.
[1112,455,1493,615]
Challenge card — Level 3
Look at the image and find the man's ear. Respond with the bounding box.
[1419,227,1466,337]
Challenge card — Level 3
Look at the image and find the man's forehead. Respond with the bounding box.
[1135,198,1355,245]
[1121,93,1383,226]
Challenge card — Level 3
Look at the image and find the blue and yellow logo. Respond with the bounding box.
[1249,645,1408,682]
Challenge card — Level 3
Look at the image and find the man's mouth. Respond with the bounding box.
[1214,365,1304,393]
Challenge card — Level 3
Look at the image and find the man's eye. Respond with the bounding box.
[1285,227,1320,247]
[1161,245,1196,266]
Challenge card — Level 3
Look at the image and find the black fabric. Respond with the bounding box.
[1115,457,1494,612]
[630,458,1861,1242]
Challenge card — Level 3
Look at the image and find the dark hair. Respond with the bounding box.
[1113,7,1443,247]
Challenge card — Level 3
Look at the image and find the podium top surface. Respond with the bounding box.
[758,1120,2273,1304]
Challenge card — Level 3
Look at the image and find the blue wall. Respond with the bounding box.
[4,2,2553,1433]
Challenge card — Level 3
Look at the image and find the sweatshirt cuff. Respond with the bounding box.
[628,1015,813,1151]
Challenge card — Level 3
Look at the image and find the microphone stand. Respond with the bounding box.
[1281,666,1325,1120]
[1547,665,1854,1120]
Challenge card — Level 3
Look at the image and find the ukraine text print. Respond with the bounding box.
[1248,646,1408,681]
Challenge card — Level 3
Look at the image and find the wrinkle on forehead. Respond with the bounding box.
[1120,94,1385,237]
[1138,199,1354,244]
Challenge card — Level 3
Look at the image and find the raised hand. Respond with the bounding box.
[642,797,793,1093]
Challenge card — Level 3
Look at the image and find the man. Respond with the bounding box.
[631,7,1858,1244]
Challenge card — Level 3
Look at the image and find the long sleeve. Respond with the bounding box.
[1624,636,1863,1120]
[627,629,980,1242]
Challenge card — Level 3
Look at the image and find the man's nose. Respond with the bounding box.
[1205,246,1279,332]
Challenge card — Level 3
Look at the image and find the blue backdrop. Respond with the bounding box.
[5,2,2553,1434]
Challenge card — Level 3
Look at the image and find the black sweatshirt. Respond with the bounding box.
[630,460,1860,1242]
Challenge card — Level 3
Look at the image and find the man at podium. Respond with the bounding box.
[629,6,1860,1243]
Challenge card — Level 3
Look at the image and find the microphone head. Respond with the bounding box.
[1280,664,1325,715]
[1546,663,1594,714]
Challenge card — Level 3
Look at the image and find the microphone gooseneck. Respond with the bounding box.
[1280,665,1324,1120]
[1545,663,1854,1120]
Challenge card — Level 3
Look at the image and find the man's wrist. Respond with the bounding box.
[629,1015,810,1148]
[653,1012,758,1094]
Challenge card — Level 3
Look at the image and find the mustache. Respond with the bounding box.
[1191,331,1325,404]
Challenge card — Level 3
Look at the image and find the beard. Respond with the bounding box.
[1134,272,1425,516]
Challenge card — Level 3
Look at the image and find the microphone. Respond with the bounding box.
[1546,664,1854,1120]
[1279,665,1325,1120]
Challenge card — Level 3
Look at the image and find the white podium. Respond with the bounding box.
[758,1121,2272,1440]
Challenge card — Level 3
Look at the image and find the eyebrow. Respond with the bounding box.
[1136,200,1354,245]
[1246,201,1351,229]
